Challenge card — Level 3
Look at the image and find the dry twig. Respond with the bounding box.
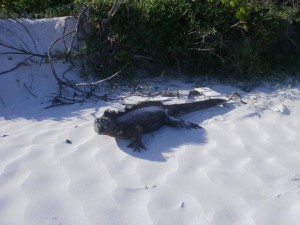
[75,63,129,86]
[65,6,89,61]
[0,55,34,76]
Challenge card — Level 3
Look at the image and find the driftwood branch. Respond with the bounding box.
[75,62,129,86]
[23,83,38,98]
[0,55,34,76]
[12,19,38,53]
[286,20,300,50]
[101,0,122,32]
[1,1,126,106]
[0,18,49,75]
[0,42,46,58]
[47,30,74,85]
[48,2,124,90]
[189,48,214,52]
[65,6,89,61]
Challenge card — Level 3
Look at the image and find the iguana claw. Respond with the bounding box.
[127,140,147,152]
[188,122,202,129]
[182,121,202,129]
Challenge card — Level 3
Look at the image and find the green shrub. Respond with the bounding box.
[1,0,299,81]
[76,0,299,80]
[0,0,73,18]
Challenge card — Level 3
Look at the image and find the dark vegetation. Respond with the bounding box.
[1,0,299,83]
[0,0,74,17]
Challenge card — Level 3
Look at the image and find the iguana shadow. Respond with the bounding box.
[116,103,233,162]
[116,127,208,162]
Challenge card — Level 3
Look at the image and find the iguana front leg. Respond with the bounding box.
[166,116,202,129]
[127,125,147,152]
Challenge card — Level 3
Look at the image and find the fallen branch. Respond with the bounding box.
[189,47,214,52]
[23,83,38,98]
[75,62,129,86]
[287,20,300,50]
[133,55,154,61]
[0,40,47,76]
[0,42,46,58]
[48,2,125,95]
[0,55,34,76]
[47,30,74,85]
[65,6,89,61]
[12,19,38,53]
[0,96,6,107]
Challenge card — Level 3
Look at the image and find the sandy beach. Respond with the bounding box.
[1,17,300,225]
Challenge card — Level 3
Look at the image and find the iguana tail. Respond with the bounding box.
[165,98,227,117]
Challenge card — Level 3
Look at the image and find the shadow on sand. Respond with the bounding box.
[116,127,208,162]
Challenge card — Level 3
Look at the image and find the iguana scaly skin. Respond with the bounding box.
[94,98,226,151]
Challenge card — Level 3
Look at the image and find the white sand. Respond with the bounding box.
[1,17,300,225]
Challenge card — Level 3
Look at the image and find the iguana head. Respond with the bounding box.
[94,113,116,136]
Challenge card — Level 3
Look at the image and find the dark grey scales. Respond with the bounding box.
[94,99,227,151]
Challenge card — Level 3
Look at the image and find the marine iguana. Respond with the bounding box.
[94,98,228,151]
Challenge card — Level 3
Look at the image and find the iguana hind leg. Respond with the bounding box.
[166,116,202,129]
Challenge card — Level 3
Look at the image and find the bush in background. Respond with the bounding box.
[76,0,299,81]
[1,0,299,81]
[0,0,74,17]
